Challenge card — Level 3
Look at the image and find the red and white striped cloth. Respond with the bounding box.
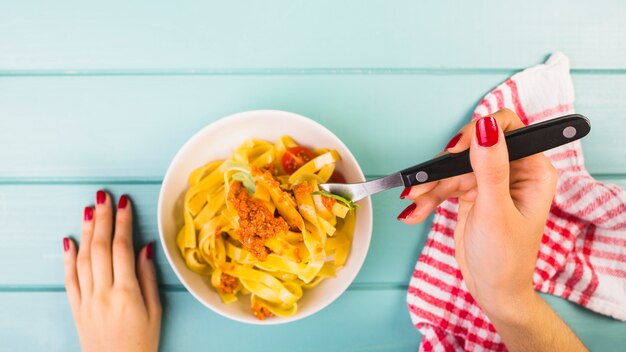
[406,52,626,351]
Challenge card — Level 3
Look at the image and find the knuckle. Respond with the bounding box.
[76,255,90,268]
[479,161,510,185]
[494,108,516,122]
[115,283,137,297]
[534,154,557,177]
[76,266,91,279]
[112,239,132,255]
[97,203,112,214]
[493,108,523,130]
[547,161,558,178]
[64,275,76,287]
[91,240,110,257]
[80,225,93,237]
[95,206,112,220]
[93,291,109,306]
[543,161,559,187]
[497,107,515,116]
[144,270,158,284]
[63,253,74,265]
[116,211,131,226]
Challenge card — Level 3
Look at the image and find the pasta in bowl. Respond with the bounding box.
[158,110,373,324]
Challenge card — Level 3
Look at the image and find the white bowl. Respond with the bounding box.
[158,110,373,325]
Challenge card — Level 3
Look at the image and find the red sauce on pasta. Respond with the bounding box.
[228,182,289,261]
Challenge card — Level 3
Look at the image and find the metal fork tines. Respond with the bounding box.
[319,173,404,202]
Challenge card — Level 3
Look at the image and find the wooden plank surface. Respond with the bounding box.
[0,291,624,352]
[0,184,427,287]
[1,1,625,71]
[1,1,626,350]
[2,180,624,288]
[1,74,625,179]
[0,290,421,352]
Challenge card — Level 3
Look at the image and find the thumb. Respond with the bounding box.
[470,116,513,208]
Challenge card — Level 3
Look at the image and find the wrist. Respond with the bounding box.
[478,291,588,351]
[477,288,540,326]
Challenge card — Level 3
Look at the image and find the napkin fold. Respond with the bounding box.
[406,52,626,351]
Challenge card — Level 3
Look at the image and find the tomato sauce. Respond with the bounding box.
[228,182,289,260]
[218,273,239,294]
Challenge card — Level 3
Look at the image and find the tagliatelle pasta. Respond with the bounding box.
[176,136,356,320]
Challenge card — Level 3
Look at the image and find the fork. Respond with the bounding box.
[319,114,590,202]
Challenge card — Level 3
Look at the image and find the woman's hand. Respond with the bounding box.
[63,191,161,352]
[399,108,556,314]
[399,109,586,351]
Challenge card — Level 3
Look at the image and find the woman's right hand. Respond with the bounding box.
[399,108,557,317]
[399,109,586,351]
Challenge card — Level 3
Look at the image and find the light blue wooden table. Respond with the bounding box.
[1,1,625,351]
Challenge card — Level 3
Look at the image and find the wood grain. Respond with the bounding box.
[2,1,625,349]
[0,184,426,286]
[1,1,625,71]
[1,74,625,179]
[0,291,624,351]
[1,179,624,287]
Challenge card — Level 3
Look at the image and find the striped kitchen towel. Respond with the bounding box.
[406,52,626,351]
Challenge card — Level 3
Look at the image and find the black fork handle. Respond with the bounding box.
[399,114,591,187]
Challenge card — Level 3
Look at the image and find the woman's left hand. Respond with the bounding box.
[63,191,161,352]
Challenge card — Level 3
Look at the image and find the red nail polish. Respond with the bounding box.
[476,116,499,147]
[96,190,106,205]
[397,203,417,220]
[63,238,70,252]
[400,187,411,199]
[118,195,128,209]
[84,206,93,221]
[146,243,154,260]
[445,133,462,150]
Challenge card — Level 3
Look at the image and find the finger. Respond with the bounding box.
[399,125,477,200]
[445,108,526,154]
[137,243,162,320]
[444,130,472,153]
[409,107,525,204]
[400,173,477,222]
[491,108,554,189]
[76,206,94,297]
[401,108,525,224]
[405,171,478,201]
[486,108,557,215]
[63,237,81,316]
[444,132,463,151]
[470,116,514,211]
[400,181,438,200]
[91,190,114,290]
[510,155,558,218]
[397,192,447,224]
[490,108,526,131]
[113,195,137,286]
[453,191,476,246]
[453,198,472,256]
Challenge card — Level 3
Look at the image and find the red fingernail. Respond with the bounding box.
[400,187,411,199]
[476,116,499,147]
[146,243,154,260]
[397,203,417,220]
[118,195,128,209]
[63,238,70,252]
[96,190,106,205]
[445,133,462,150]
[84,206,93,221]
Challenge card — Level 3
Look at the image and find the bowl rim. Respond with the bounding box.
[157,109,373,325]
